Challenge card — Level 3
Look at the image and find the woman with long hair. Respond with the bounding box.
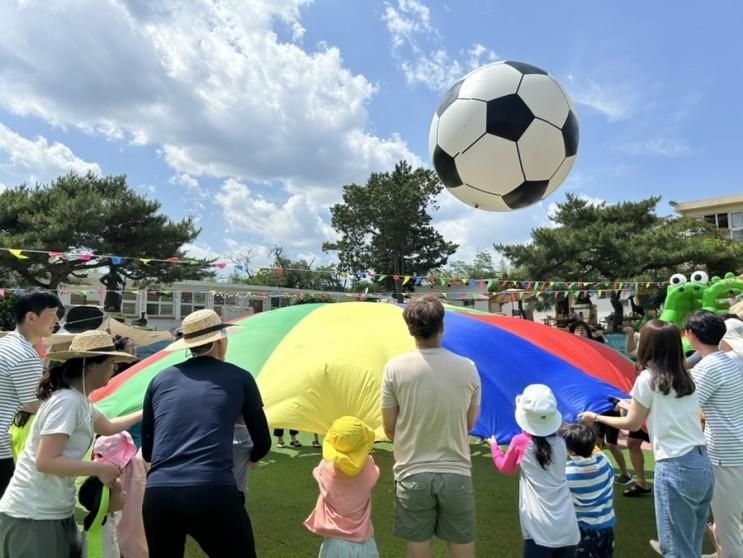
[0,330,142,558]
[580,320,713,557]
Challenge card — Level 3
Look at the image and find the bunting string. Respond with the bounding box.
[0,246,670,291]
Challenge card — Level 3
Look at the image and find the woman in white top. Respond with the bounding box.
[0,330,142,558]
[581,320,713,558]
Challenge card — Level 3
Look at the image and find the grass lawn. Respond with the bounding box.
[182,433,714,557]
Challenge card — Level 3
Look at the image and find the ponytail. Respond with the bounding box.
[533,435,553,469]
[36,355,109,400]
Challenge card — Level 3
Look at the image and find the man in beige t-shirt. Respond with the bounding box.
[381,295,480,558]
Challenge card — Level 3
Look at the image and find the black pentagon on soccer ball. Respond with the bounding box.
[432,145,463,189]
[436,79,463,117]
[562,110,579,157]
[504,61,548,76]
[486,94,534,141]
[503,180,549,209]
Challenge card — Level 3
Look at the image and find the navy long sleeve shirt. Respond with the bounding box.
[141,355,271,487]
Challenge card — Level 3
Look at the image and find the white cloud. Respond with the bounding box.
[564,75,636,122]
[0,123,101,184]
[432,190,550,264]
[620,137,691,158]
[169,173,201,193]
[0,0,417,188]
[215,178,338,253]
[383,0,498,91]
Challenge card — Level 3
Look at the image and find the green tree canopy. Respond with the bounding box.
[496,194,743,281]
[230,247,344,291]
[0,173,212,311]
[445,250,498,279]
[324,161,458,292]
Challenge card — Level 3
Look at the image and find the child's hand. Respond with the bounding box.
[487,435,498,446]
[95,462,121,487]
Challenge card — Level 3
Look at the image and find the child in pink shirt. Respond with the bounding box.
[304,416,380,558]
[489,384,580,556]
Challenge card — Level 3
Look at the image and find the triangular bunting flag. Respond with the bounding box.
[9,249,28,260]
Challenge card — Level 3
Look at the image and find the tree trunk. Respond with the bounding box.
[610,292,624,333]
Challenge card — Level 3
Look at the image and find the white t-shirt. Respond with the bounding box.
[518,435,580,548]
[381,348,481,481]
[0,388,102,519]
[630,369,706,461]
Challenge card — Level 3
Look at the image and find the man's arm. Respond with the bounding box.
[140,384,154,463]
[11,357,43,412]
[241,375,271,462]
[467,403,480,432]
[382,406,398,441]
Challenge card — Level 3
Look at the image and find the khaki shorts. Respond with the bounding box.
[394,472,475,544]
[0,513,81,558]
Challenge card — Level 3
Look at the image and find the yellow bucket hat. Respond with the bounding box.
[322,416,375,477]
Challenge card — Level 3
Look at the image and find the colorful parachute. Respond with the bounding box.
[91,302,635,443]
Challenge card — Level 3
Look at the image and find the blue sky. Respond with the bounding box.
[0,0,741,273]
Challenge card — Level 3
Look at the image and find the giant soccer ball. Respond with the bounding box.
[429,60,579,211]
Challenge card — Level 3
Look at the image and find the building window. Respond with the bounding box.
[704,214,717,225]
[70,293,87,306]
[462,299,475,308]
[122,291,138,316]
[730,212,743,241]
[213,292,240,318]
[146,291,174,317]
[180,291,206,317]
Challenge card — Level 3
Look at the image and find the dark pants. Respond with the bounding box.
[143,485,256,558]
[273,429,298,437]
[576,527,614,557]
[524,539,578,558]
[0,459,14,499]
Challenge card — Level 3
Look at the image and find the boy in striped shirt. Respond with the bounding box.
[561,423,616,558]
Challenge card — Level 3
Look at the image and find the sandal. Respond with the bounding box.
[623,483,651,497]
[277,441,286,448]
[312,441,321,449]
[289,440,302,448]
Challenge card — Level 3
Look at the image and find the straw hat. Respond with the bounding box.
[323,416,375,477]
[722,318,743,357]
[45,330,137,363]
[166,309,238,351]
[515,384,563,437]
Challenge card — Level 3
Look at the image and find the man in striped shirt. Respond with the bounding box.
[561,423,616,558]
[0,291,61,497]
[686,310,743,558]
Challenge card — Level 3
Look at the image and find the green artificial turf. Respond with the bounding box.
[182,433,713,557]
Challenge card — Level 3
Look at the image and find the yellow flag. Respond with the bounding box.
[9,249,28,260]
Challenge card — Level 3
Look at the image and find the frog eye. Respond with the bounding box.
[690,270,709,285]
[669,274,688,286]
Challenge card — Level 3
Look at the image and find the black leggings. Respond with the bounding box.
[0,458,14,499]
[273,429,298,437]
[143,485,256,558]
